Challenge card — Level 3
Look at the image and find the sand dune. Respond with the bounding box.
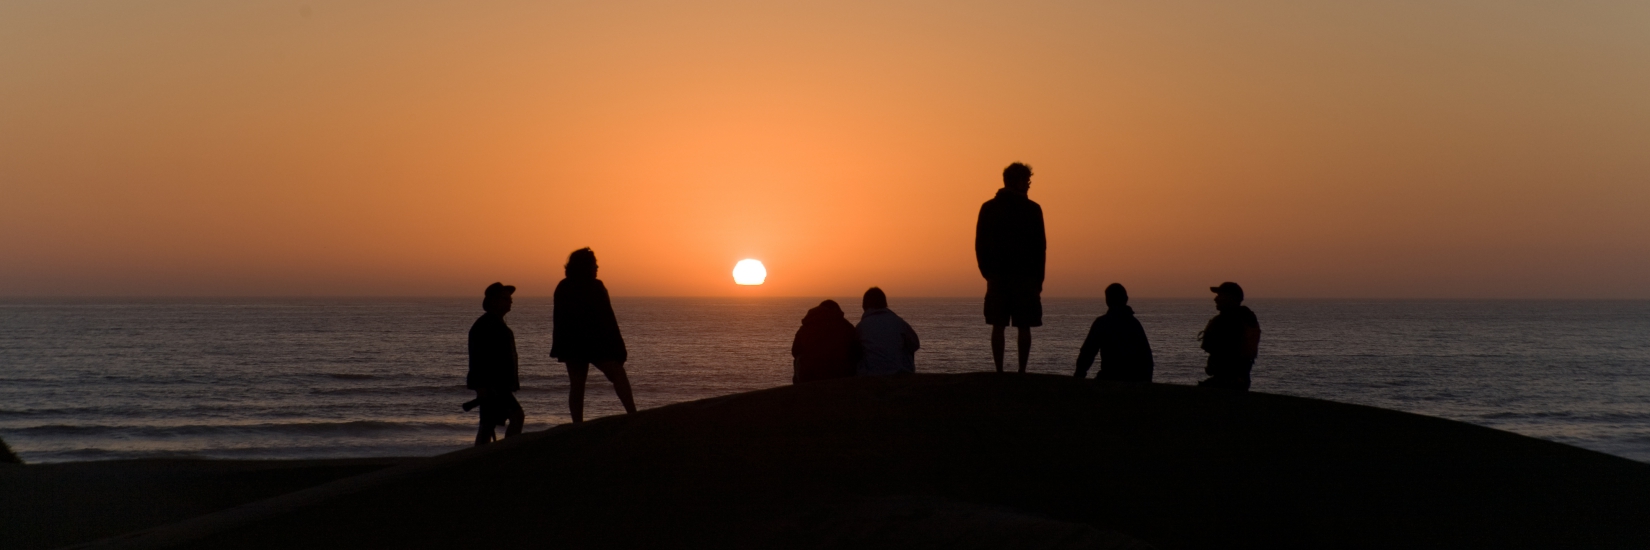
[0,457,406,550]
[33,373,1650,549]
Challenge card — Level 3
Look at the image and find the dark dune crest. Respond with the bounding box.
[0,436,20,464]
[57,374,1650,549]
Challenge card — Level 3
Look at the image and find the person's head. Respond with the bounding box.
[565,248,598,279]
[862,287,888,311]
[815,299,843,315]
[1002,162,1033,192]
[1211,282,1244,310]
[807,299,844,321]
[483,282,515,314]
[1105,283,1128,309]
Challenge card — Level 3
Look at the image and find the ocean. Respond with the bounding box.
[2,298,1647,463]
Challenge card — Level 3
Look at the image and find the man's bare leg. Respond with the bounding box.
[1017,326,1032,374]
[991,325,1007,373]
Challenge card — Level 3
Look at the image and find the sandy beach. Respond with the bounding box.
[13,373,1650,549]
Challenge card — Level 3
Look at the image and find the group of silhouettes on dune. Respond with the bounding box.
[464,163,1260,446]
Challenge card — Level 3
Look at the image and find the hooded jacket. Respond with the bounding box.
[791,301,862,383]
[974,188,1047,288]
[1074,305,1154,382]
[856,308,920,376]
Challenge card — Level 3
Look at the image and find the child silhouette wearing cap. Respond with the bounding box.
[467,282,524,445]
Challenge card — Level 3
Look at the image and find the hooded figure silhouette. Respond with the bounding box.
[791,299,862,384]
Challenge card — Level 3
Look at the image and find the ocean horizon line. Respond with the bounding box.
[1,295,1648,302]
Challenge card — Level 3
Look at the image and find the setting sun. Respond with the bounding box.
[732,260,766,286]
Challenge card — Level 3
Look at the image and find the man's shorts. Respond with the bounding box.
[478,392,523,426]
[984,281,1043,327]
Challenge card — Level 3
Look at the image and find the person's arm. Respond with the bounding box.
[975,204,994,280]
[902,321,920,353]
[1074,318,1101,378]
[1033,204,1047,290]
[1198,317,1217,353]
[549,282,566,359]
[597,282,628,362]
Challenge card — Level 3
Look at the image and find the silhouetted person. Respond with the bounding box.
[1197,282,1262,391]
[792,299,862,384]
[855,287,919,376]
[468,282,523,446]
[1074,283,1154,382]
[976,162,1046,373]
[550,248,638,423]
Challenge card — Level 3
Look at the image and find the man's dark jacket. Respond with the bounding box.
[467,313,519,392]
[1075,305,1154,382]
[1201,305,1260,378]
[974,188,1046,288]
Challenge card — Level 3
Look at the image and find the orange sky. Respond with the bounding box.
[2,1,1647,298]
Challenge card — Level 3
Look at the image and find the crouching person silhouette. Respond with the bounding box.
[468,282,524,446]
[856,287,920,376]
[1197,282,1261,391]
[792,299,861,384]
[1074,283,1154,382]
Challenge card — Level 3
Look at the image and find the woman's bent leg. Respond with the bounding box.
[504,409,524,438]
[566,362,590,423]
[595,360,638,414]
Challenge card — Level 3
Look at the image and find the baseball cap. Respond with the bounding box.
[1210,282,1243,299]
[484,282,516,298]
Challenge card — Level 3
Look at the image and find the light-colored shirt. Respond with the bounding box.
[856,308,920,376]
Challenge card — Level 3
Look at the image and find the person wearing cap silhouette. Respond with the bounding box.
[975,162,1046,374]
[1197,282,1262,391]
[468,282,524,446]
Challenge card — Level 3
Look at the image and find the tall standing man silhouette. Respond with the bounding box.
[975,162,1046,373]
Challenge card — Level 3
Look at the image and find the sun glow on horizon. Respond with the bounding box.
[732,259,766,286]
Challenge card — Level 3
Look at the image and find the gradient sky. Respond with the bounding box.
[3,1,1647,298]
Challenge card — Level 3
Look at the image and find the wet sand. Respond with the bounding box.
[25,373,1650,549]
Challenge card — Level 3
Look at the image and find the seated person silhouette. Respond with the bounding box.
[855,287,920,376]
[791,299,862,384]
[550,248,638,423]
[1074,283,1155,382]
[467,282,524,446]
[1197,282,1262,391]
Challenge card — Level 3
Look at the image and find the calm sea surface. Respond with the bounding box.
[1,298,1647,463]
